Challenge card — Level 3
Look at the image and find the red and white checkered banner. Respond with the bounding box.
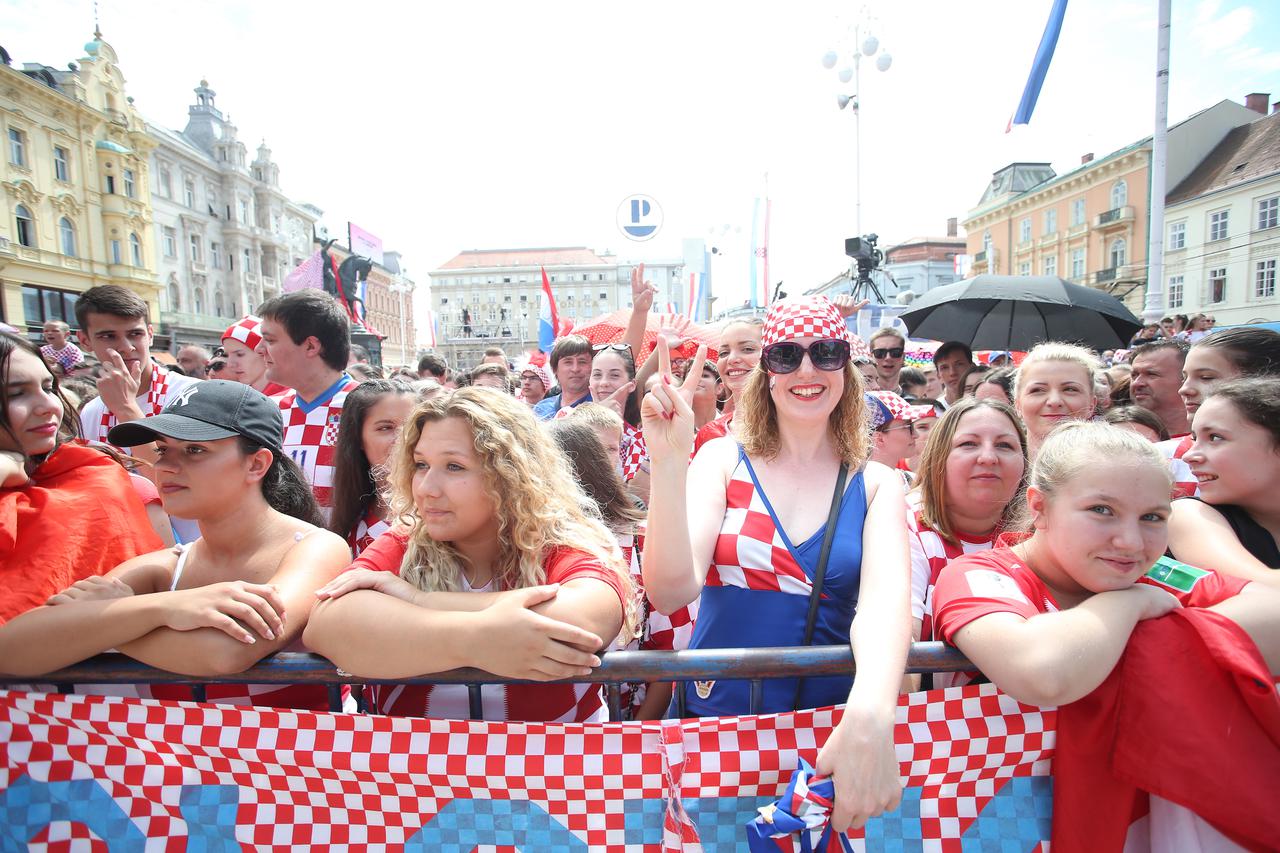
[0,684,1054,851]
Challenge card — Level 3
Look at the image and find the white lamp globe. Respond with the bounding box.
[821,51,839,69]
[861,35,879,56]
[876,52,893,72]
[838,67,854,84]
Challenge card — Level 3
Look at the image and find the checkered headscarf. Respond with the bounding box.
[760,297,851,348]
[223,315,265,351]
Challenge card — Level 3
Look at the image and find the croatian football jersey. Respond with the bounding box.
[276,374,358,516]
[1156,436,1198,498]
[79,364,200,446]
[905,489,1000,642]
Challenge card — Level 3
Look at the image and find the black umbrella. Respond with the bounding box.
[898,275,1142,351]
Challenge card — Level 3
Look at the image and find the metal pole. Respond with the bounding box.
[1143,0,1171,322]
[854,26,862,237]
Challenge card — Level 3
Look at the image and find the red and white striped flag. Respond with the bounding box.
[283,251,325,293]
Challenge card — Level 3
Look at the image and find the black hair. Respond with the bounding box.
[1210,378,1280,447]
[959,363,991,393]
[934,341,974,365]
[73,284,149,331]
[898,366,927,390]
[591,346,642,426]
[547,419,644,531]
[328,379,416,541]
[976,366,1016,403]
[1103,405,1171,441]
[0,332,79,462]
[1195,327,1280,377]
[417,353,447,378]
[258,290,351,371]
[236,436,324,526]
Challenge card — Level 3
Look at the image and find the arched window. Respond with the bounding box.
[168,280,181,311]
[129,233,142,267]
[1110,238,1127,269]
[194,288,205,315]
[1110,180,1127,210]
[14,205,34,247]
[982,230,992,255]
[59,217,76,256]
[214,291,224,318]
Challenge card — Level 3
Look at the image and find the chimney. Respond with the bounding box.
[946,217,958,237]
[1273,101,1279,115]
[1245,92,1269,114]
[1081,152,1094,164]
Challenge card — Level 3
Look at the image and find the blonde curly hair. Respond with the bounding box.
[387,387,638,640]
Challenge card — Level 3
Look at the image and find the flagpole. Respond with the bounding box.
[1143,0,1171,322]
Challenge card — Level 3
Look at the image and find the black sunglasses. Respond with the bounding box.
[761,339,851,374]
[871,347,905,359]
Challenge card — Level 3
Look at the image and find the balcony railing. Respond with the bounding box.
[161,309,234,333]
[1095,267,1118,283]
[0,644,971,720]
[1094,206,1134,229]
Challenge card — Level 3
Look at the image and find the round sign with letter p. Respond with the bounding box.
[617,195,663,242]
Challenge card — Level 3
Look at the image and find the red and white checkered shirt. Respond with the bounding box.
[276,375,359,516]
[705,457,817,596]
[78,365,198,446]
[349,509,391,557]
[40,341,85,372]
[906,489,1000,643]
[621,422,648,482]
[1157,435,1198,498]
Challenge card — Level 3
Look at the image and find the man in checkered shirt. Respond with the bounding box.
[256,290,358,517]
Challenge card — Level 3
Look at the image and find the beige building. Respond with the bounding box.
[963,97,1261,314]
[1,33,161,334]
[1164,104,1280,324]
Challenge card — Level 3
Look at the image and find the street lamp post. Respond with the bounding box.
[823,18,892,236]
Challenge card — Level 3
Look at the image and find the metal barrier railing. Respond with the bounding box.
[0,643,970,720]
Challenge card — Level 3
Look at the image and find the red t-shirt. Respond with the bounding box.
[932,547,1248,688]
[350,529,626,722]
[693,412,732,454]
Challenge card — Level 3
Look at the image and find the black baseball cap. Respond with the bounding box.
[108,379,283,452]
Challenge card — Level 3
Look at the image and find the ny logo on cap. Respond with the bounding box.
[170,385,200,408]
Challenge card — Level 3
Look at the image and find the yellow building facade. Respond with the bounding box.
[1,32,159,334]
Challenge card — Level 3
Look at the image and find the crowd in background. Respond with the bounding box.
[3,276,1279,835]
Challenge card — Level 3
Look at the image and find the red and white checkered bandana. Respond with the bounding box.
[223,315,265,351]
[760,297,851,348]
[870,390,914,422]
[908,403,938,421]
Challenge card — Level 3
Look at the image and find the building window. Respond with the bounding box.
[194,288,204,315]
[59,218,76,257]
[1209,267,1227,303]
[157,163,171,198]
[1258,196,1279,231]
[1019,218,1031,243]
[7,128,25,166]
[54,146,70,182]
[184,180,195,208]
[1043,255,1057,276]
[1019,261,1031,276]
[239,199,250,224]
[20,285,78,331]
[130,233,142,267]
[13,204,34,247]
[243,249,252,275]
[211,243,222,269]
[1070,247,1085,279]
[1168,221,1185,250]
[1256,259,1276,299]
[123,169,136,199]
[982,231,992,255]
[1110,180,1127,210]
[1209,210,1229,242]
[110,239,122,265]
[520,294,528,302]
[1071,198,1086,226]
[599,291,608,300]
[104,174,116,195]
[215,291,225,318]
[1043,209,1057,235]
[190,234,203,264]
[1109,238,1127,269]
[1168,275,1184,309]
[163,226,176,258]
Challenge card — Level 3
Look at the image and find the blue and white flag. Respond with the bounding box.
[1008,0,1069,132]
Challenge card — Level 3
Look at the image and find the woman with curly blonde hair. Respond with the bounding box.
[305,387,636,722]
[643,295,910,834]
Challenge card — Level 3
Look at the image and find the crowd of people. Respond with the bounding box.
[3,278,1279,835]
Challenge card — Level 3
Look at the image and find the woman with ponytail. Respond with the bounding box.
[0,380,350,710]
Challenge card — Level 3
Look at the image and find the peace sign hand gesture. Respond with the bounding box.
[598,381,637,419]
[631,263,657,314]
[640,337,707,462]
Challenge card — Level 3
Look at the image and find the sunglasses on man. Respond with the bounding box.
[761,339,851,374]
[871,347,905,360]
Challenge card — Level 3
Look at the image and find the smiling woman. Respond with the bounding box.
[1013,342,1101,457]
[0,378,352,711]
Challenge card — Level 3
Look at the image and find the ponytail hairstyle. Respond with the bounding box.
[237,437,323,526]
[1193,327,1280,378]
[1019,421,1171,531]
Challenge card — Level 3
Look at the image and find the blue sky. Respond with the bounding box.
[3,0,1278,331]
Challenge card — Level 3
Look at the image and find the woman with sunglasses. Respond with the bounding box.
[643,296,909,834]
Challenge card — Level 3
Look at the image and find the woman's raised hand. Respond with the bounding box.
[164,581,287,645]
[630,263,657,313]
[640,338,707,461]
[597,381,636,419]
